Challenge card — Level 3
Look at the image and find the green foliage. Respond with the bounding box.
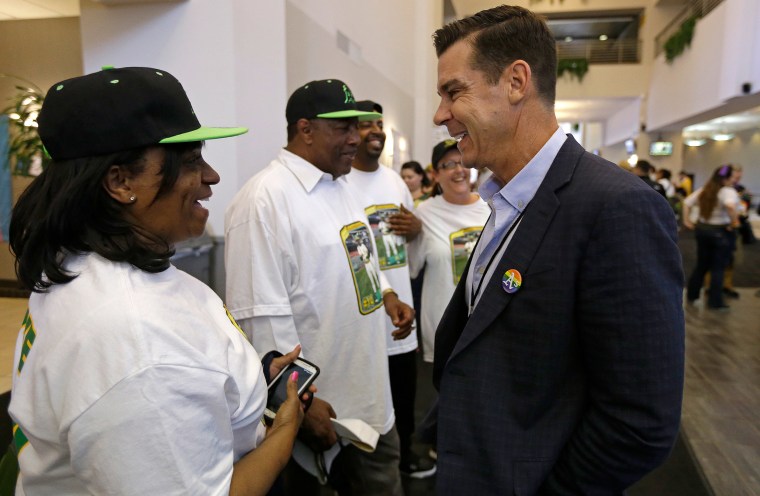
[557,58,589,82]
[664,16,699,64]
[2,82,47,176]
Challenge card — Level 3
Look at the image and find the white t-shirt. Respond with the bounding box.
[408,195,490,362]
[225,148,395,434]
[9,253,267,495]
[684,186,739,225]
[344,166,418,356]
[658,178,676,198]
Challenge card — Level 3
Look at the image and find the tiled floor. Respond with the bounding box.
[681,288,760,496]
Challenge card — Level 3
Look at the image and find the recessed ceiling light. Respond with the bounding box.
[599,34,608,41]
[685,139,707,146]
[712,133,734,141]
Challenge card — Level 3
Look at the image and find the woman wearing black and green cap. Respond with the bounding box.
[7,67,308,495]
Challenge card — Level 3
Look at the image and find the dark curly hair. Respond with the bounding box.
[9,142,199,292]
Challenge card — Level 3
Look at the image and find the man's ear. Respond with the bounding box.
[297,118,315,145]
[503,59,531,105]
[102,165,135,204]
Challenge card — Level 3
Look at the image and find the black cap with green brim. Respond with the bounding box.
[432,138,460,168]
[285,79,381,125]
[37,66,247,161]
[356,100,383,122]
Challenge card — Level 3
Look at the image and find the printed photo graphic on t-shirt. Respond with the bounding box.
[340,221,384,315]
[450,227,483,284]
[365,204,407,270]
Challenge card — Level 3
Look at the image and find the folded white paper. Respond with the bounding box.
[291,418,380,484]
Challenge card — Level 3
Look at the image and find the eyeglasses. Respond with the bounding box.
[438,160,463,171]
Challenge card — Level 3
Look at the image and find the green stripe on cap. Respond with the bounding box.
[317,110,381,120]
[159,126,248,144]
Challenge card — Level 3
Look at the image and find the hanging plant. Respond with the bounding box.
[1,76,47,176]
[664,16,699,63]
[557,58,589,82]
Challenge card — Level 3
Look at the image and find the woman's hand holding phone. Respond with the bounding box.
[269,344,316,407]
[269,370,306,436]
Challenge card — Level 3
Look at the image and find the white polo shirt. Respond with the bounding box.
[225,148,395,434]
[345,166,418,356]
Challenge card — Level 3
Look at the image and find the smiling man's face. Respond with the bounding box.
[357,117,386,160]
[434,39,515,173]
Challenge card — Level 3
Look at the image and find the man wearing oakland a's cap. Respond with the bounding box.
[225,80,414,495]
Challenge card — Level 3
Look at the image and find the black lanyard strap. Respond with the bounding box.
[469,210,525,310]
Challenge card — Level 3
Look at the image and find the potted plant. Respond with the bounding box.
[1,75,47,176]
[557,58,589,82]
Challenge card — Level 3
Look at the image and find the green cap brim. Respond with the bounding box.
[159,126,248,144]
[316,110,382,120]
[358,112,383,122]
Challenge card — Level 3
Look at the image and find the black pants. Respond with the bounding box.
[687,225,734,307]
[388,349,417,461]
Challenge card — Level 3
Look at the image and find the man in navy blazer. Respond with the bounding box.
[431,5,685,495]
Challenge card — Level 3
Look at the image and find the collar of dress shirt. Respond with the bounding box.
[477,127,567,222]
[279,147,341,193]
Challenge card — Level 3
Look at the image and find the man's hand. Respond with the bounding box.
[269,344,301,381]
[388,205,422,241]
[298,397,338,452]
[383,291,415,340]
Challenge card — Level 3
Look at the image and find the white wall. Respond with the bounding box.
[285,1,417,168]
[605,97,642,146]
[287,0,415,94]
[647,0,760,131]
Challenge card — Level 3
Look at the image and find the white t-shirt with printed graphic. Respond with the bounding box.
[9,253,267,495]
[345,166,418,356]
[408,195,490,362]
[225,148,395,434]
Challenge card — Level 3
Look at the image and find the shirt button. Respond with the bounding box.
[518,200,525,208]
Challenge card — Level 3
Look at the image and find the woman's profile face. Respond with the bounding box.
[401,168,423,192]
[126,145,219,246]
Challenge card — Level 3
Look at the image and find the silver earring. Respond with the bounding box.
[129,195,136,202]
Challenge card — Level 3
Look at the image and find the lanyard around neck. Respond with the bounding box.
[469,210,525,312]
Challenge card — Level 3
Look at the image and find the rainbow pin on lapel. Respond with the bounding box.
[502,269,522,294]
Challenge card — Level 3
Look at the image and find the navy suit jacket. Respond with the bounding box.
[433,136,685,495]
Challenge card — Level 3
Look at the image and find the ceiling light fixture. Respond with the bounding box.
[599,34,608,41]
[564,36,573,42]
[712,132,734,141]
[685,139,707,146]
